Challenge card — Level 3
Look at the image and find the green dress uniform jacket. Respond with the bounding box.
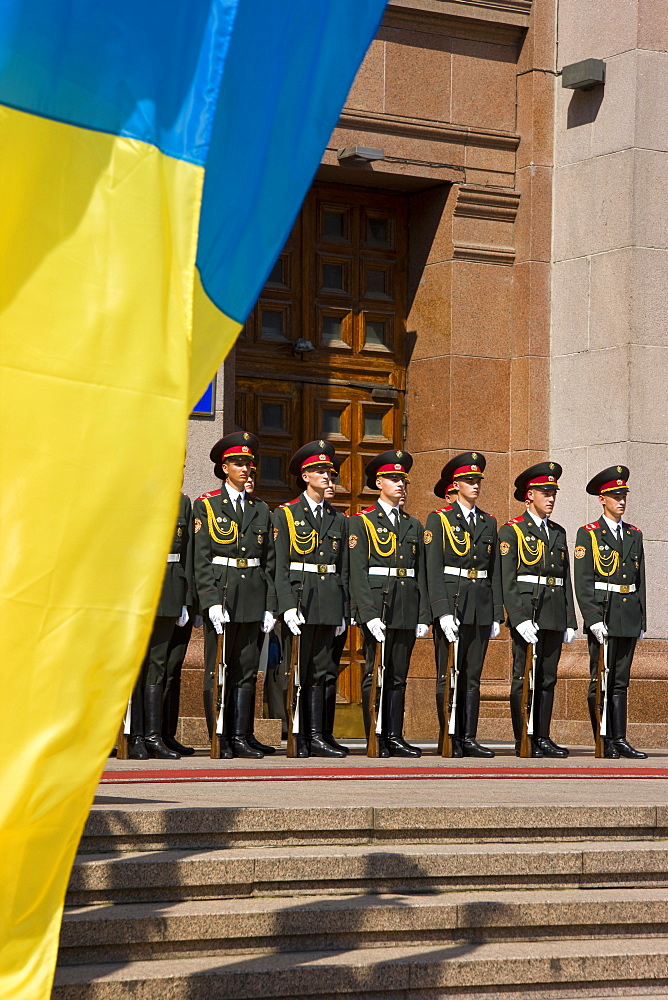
[498,511,577,632]
[273,494,349,625]
[573,520,646,637]
[193,488,277,622]
[424,504,503,626]
[156,493,193,617]
[348,503,430,630]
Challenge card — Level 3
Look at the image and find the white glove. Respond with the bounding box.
[366,617,386,643]
[208,604,230,634]
[638,630,645,642]
[350,618,356,627]
[489,621,501,639]
[415,623,429,639]
[261,611,276,634]
[439,614,459,643]
[590,621,608,645]
[194,615,203,629]
[177,606,189,628]
[563,627,575,644]
[284,608,305,635]
[335,617,346,637]
[516,619,539,644]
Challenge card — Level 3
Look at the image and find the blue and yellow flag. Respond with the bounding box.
[0,2,386,995]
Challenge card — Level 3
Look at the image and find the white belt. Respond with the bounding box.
[443,566,487,580]
[213,556,260,568]
[369,567,415,578]
[290,561,336,574]
[166,554,179,563]
[517,574,563,587]
[595,582,636,594]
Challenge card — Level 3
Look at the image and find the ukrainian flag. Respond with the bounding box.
[0,2,387,995]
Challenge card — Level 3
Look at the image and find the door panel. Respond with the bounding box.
[235,182,408,711]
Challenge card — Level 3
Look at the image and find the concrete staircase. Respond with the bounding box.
[55,803,668,999]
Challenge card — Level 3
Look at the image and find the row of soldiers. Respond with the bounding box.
[126,433,648,762]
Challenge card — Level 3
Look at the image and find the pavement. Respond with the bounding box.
[95,743,668,812]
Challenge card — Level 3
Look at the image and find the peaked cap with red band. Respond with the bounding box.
[513,461,562,502]
[434,479,459,500]
[586,465,630,496]
[289,439,336,477]
[439,451,486,489]
[210,431,259,480]
[365,449,413,490]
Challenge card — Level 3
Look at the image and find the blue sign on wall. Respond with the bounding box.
[191,378,215,418]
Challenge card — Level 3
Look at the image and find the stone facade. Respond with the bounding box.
[181,0,667,748]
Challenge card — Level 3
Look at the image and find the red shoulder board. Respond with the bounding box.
[361,505,376,513]
[343,511,351,518]
[278,497,301,509]
[505,516,524,525]
[432,506,453,513]
[583,521,600,531]
[626,523,639,532]
[198,488,221,500]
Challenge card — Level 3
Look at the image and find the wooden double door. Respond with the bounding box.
[235,182,408,707]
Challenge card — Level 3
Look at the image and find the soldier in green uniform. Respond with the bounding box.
[573,466,647,759]
[349,450,430,757]
[425,453,504,757]
[498,463,577,757]
[129,492,193,760]
[274,440,349,758]
[193,432,277,758]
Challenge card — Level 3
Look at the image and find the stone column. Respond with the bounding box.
[551,0,668,744]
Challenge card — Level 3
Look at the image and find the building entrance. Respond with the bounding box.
[235,182,408,715]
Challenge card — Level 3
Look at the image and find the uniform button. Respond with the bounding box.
[320,576,325,581]
[399,555,404,560]
[241,547,246,552]
[241,574,246,579]
[319,552,324,557]
[623,562,626,566]
[622,574,626,579]
[551,588,555,593]
[622,597,627,602]
[473,555,477,561]
[400,581,405,586]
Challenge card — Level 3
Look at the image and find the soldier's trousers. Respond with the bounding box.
[162,618,193,738]
[586,633,637,733]
[434,620,489,735]
[510,627,563,741]
[361,626,415,736]
[203,618,264,697]
[141,616,177,687]
[281,624,336,687]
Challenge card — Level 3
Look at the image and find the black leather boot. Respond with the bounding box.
[204,686,232,759]
[144,685,180,759]
[128,681,149,759]
[162,664,194,755]
[535,691,569,757]
[323,676,349,754]
[230,687,264,758]
[462,691,495,758]
[604,737,620,758]
[611,693,647,758]
[307,686,345,757]
[386,689,421,757]
[245,679,276,755]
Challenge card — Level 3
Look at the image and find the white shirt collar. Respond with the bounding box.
[456,499,476,522]
[225,482,246,504]
[378,498,401,519]
[526,508,548,531]
[602,513,623,536]
[303,492,324,515]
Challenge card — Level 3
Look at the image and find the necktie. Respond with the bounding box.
[466,512,474,534]
[391,508,400,533]
[616,524,622,547]
[235,496,243,522]
[316,505,322,534]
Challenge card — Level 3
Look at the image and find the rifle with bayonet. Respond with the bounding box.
[519,539,544,758]
[286,560,305,758]
[210,565,230,758]
[367,567,390,757]
[594,583,611,758]
[439,568,463,756]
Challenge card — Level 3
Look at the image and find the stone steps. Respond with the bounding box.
[79,803,668,852]
[53,935,668,999]
[67,839,668,905]
[59,888,668,965]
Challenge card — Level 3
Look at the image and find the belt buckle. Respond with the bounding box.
[318,563,328,574]
[237,558,248,569]
[619,584,630,594]
[467,569,478,580]
[397,567,407,578]
[546,576,556,586]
